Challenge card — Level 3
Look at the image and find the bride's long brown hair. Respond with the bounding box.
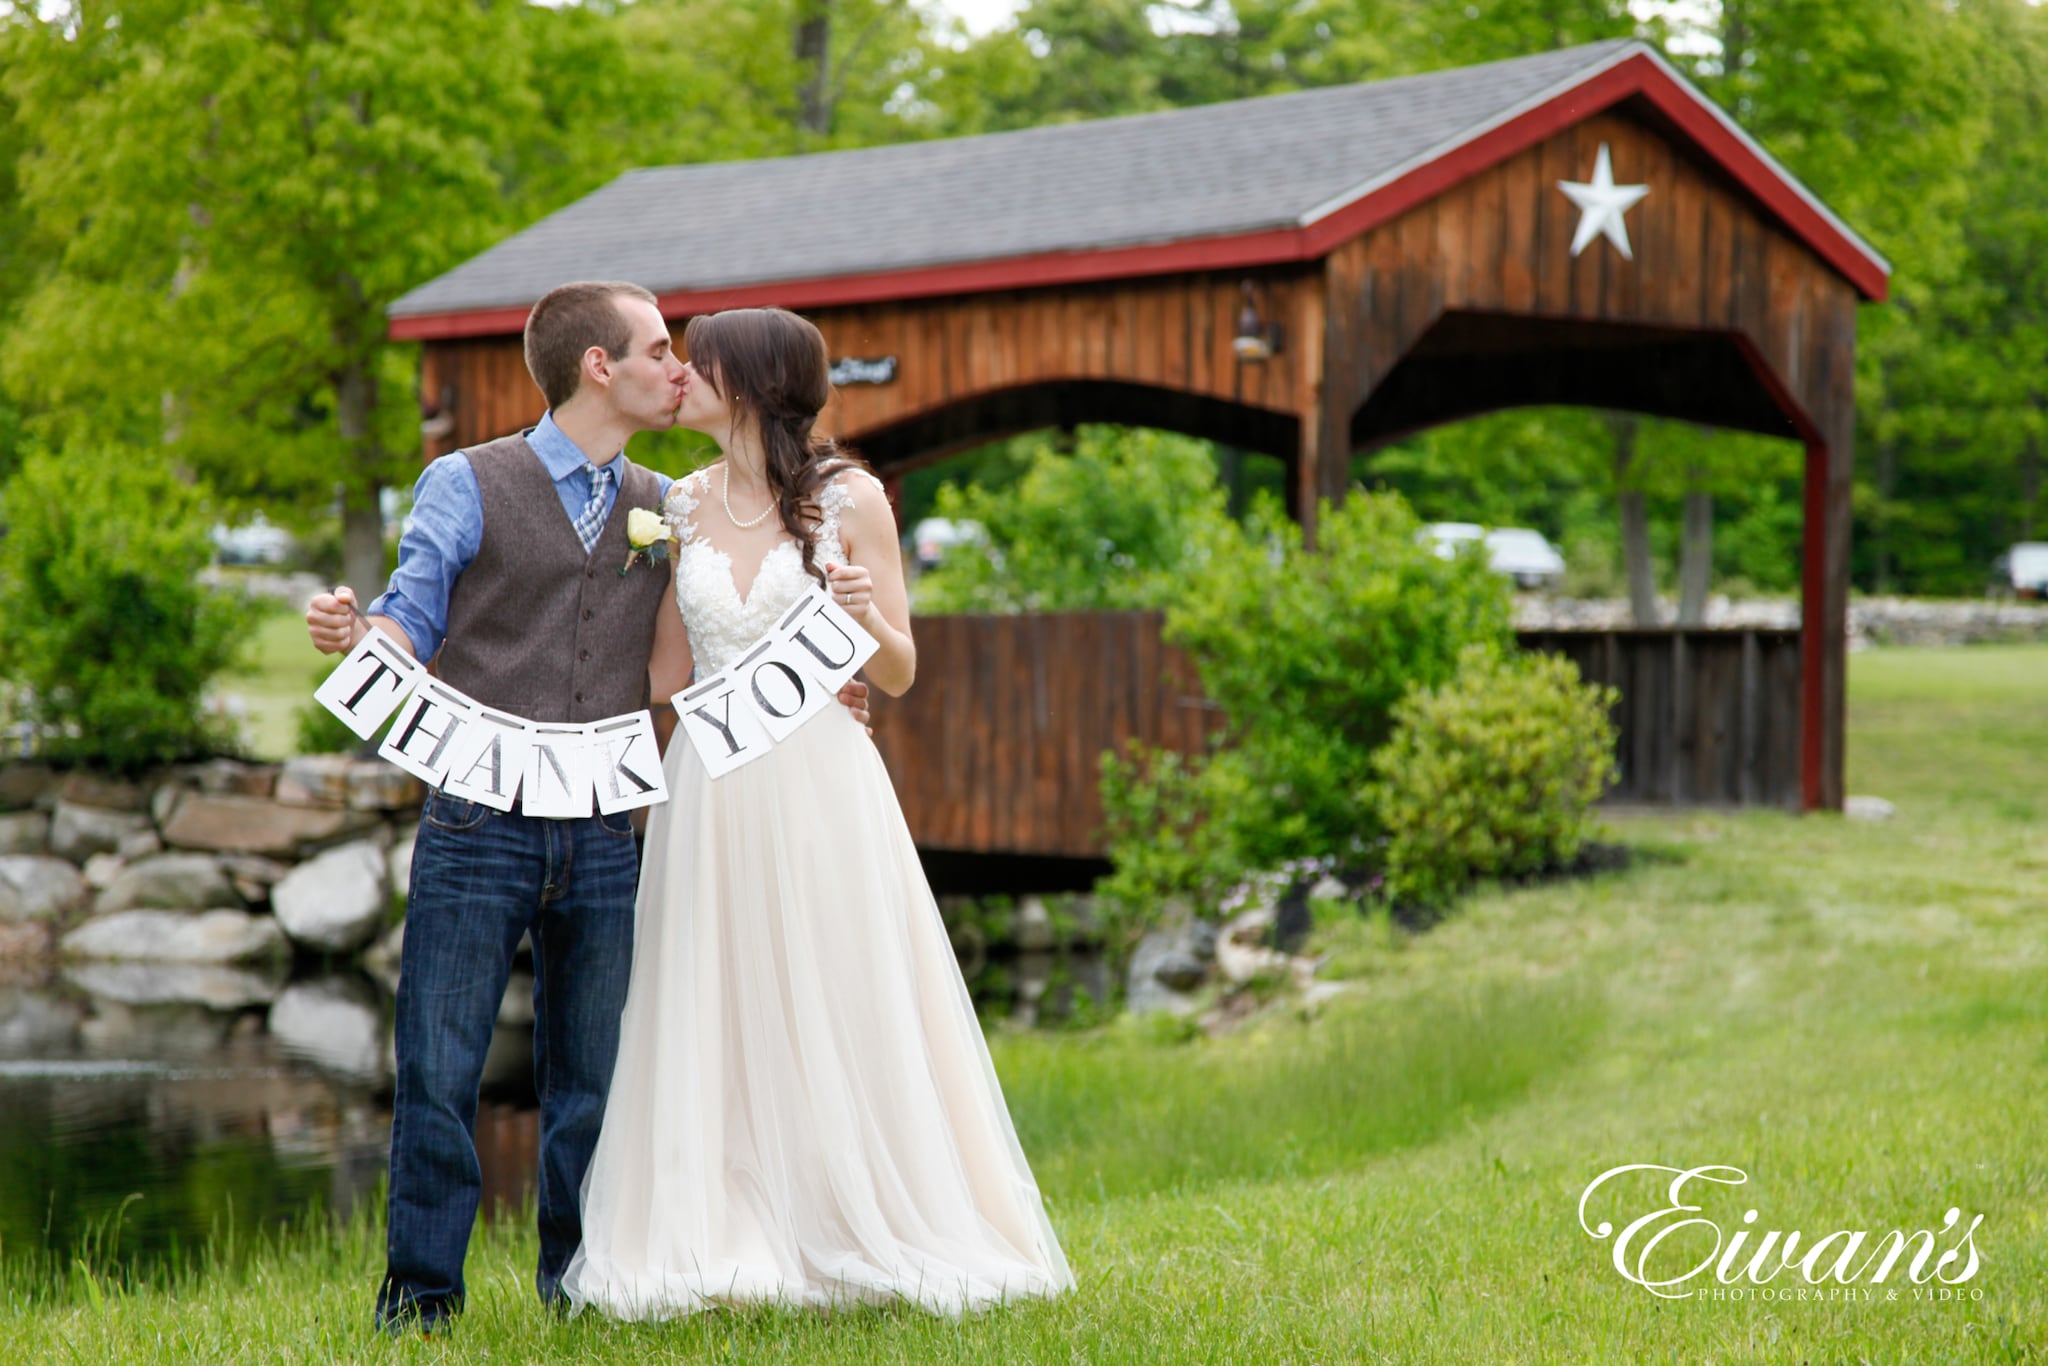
[682,307,874,588]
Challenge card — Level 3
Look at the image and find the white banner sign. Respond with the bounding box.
[672,584,880,778]
[312,583,879,811]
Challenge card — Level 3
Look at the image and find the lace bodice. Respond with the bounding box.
[663,465,885,675]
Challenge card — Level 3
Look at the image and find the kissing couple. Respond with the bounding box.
[308,282,1072,1331]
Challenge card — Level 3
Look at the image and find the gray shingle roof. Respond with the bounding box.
[391,41,1650,320]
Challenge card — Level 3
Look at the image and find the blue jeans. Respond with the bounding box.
[375,787,639,1329]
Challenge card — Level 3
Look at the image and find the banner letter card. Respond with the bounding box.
[439,707,533,812]
[588,711,668,814]
[378,679,479,785]
[677,670,773,778]
[775,588,880,695]
[314,630,425,740]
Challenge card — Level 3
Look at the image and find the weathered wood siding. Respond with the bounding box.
[868,615,1803,858]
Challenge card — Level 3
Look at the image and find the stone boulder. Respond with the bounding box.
[0,855,89,922]
[0,810,49,856]
[49,801,154,862]
[63,960,286,1010]
[82,853,125,891]
[270,840,388,953]
[98,853,241,913]
[117,829,164,861]
[268,978,386,1082]
[1126,918,1217,1016]
[158,792,378,859]
[0,988,82,1051]
[348,763,423,812]
[192,758,278,799]
[389,832,416,901]
[275,756,353,808]
[0,763,59,812]
[0,811,50,855]
[60,908,287,963]
[1215,907,1291,985]
[58,772,151,812]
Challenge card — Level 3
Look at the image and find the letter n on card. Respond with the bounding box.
[314,631,424,739]
[524,723,596,818]
[677,671,772,778]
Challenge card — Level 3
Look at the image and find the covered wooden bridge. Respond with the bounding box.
[390,39,1887,862]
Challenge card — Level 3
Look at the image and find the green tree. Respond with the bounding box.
[914,425,1233,613]
[1,1,554,594]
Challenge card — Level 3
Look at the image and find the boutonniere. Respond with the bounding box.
[621,508,672,575]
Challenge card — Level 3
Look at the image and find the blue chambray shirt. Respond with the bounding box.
[369,412,674,665]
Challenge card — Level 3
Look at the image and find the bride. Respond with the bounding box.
[561,307,1074,1319]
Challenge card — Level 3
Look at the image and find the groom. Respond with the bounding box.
[307,280,868,1332]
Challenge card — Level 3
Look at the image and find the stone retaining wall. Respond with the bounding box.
[1513,594,2048,647]
[0,757,420,972]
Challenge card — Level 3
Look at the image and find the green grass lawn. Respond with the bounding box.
[213,606,334,761]
[6,646,2044,1363]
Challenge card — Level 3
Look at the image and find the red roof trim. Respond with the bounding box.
[388,49,1886,342]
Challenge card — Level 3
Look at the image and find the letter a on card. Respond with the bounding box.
[524,723,596,818]
[588,712,668,814]
[314,630,424,739]
[677,671,772,778]
[440,708,532,812]
[378,680,477,785]
[775,587,878,694]
[735,638,831,742]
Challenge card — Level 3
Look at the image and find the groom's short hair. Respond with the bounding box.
[525,281,661,410]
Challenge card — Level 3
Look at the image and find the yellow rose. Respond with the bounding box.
[627,508,669,548]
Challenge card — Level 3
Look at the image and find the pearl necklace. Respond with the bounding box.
[722,466,775,529]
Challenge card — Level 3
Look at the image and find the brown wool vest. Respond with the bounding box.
[435,433,670,724]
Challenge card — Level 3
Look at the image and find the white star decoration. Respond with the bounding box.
[1558,143,1650,260]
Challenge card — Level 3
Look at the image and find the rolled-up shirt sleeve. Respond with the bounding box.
[368,454,481,666]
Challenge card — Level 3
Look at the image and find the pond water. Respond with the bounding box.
[0,943,1106,1281]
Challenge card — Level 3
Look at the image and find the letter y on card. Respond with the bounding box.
[677,671,772,778]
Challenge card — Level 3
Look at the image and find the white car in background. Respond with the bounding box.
[907,517,986,573]
[209,513,294,566]
[1991,542,2048,599]
[1424,522,1566,590]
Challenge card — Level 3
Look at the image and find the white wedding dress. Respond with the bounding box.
[560,467,1073,1319]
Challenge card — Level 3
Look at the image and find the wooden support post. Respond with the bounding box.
[1800,440,1830,811]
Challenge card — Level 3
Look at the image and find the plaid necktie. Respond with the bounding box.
[572,462,614,555]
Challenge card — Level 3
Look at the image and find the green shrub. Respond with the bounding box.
[1094,743,1257,941]
[0,445,249,772]
[1369,645,1618,909]
[1154,489,1515,872]
[913,426,1233,613]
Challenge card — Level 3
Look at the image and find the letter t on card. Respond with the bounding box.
[313,630,423,739]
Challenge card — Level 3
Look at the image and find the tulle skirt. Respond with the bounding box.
[560,702,1074,1320]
